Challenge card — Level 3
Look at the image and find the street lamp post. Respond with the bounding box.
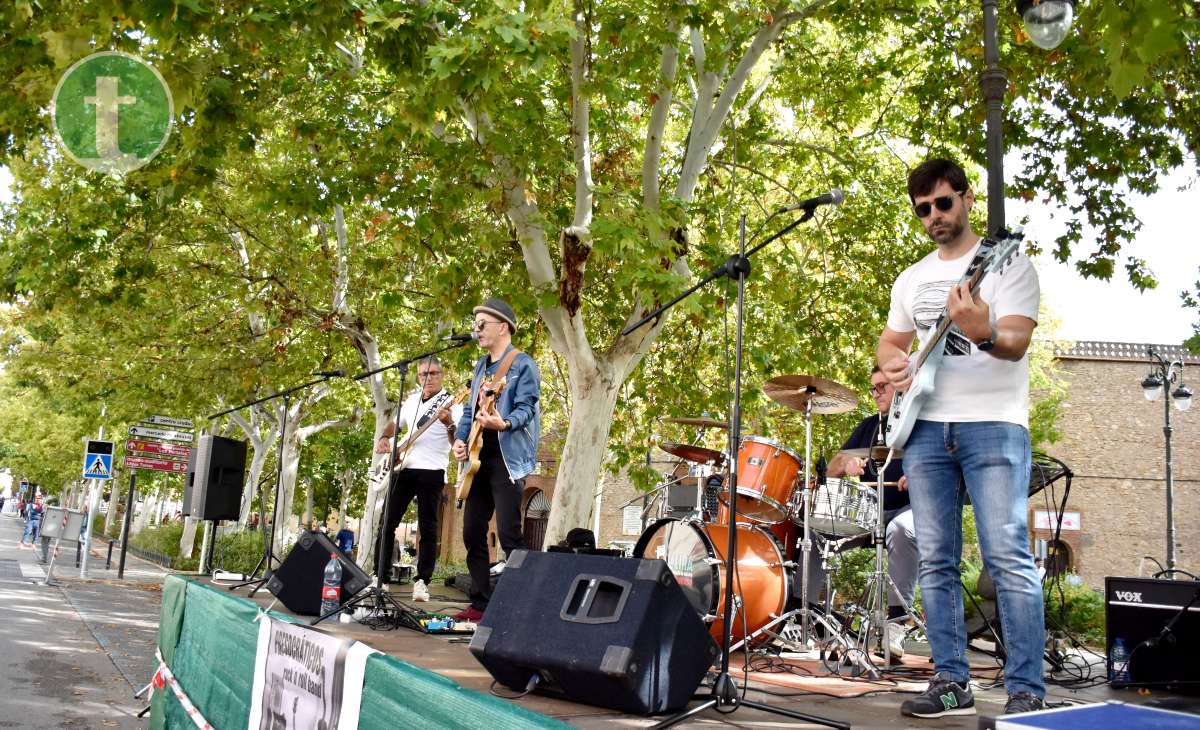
[980,0,1077,235]
[1140,346,1194,575]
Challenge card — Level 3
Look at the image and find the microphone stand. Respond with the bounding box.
[312,337,473,629]
[212,372,344,596]
[623,210,847,729]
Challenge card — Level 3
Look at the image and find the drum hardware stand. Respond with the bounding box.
[854,447,927,671]
[624,209,847,729]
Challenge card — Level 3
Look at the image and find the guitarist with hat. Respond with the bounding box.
[451,297,542,623]
[877,158,1044,719]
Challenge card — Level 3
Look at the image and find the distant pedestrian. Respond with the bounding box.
[20,494,44,548]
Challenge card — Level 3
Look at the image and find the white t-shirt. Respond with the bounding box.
[396,390,464,471]
[886,239,1040,427]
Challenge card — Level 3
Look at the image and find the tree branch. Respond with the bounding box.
[643,26,682,211]
[568,0,593,233]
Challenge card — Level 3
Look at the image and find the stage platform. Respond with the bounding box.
[153,574,1200,729]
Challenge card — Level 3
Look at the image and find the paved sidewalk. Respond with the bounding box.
[0,513,167,729]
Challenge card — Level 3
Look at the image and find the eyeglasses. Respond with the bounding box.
[473,319,502,332]
[418,370,443,378]
[870,382,889,395]
[913,191,965,219]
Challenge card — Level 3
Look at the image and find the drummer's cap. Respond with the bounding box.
[474,297,517,334]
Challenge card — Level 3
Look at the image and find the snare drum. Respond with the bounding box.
[634,518,790,643]
[721,436,803,524]
[808,478,878,537]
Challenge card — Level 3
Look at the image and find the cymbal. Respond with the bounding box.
[665,416,729,430]
[658,441,726,465]
[838,445,904,460]
[763,374,858,414]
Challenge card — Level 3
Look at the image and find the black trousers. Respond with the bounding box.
[379,468,444,585]
[462,456,525,610]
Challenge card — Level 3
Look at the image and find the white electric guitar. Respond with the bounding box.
[884,230,1023,449]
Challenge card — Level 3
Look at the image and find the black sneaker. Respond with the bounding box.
[1003,692,1045,715]
[900,675,976,718]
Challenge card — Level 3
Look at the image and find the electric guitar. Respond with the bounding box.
[368,387,468,494]
[455,376,507,507]
[884,230,1023,449]
[389,386,469,472]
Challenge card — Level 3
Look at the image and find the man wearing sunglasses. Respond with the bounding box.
[451,297,542,623]
[877,158,1043,718]
[375,355,462,603]
[800,365,917,660]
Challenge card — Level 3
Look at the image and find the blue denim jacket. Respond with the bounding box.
[454,346,541,481]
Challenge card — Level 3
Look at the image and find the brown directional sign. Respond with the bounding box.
[124,455,189,473]
[126,439,189,460]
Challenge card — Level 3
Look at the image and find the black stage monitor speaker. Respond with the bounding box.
[189,435,246,522]
[469,549,719,715]
[1106,576,1200,693]
[266,530,371,616]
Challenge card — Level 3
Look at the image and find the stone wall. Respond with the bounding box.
[1042,353,1199,589]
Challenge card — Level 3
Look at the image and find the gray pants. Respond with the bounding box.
[798,506,917,608]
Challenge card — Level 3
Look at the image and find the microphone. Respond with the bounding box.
[313,370,345,378]
[779,188,845,213]
[444,332,477,344]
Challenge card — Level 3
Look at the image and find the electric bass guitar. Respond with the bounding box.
[884,230,1023,449]
[455,376,507,508]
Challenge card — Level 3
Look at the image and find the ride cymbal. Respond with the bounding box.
[763,374,858,414]
[665,416,729,430]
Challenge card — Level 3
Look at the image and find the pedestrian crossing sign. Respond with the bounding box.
[83,440,114,480]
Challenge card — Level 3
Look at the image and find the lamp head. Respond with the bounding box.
[1142,373,1164,401]
[1017,0,1077,50]
[1173,384,1193,412]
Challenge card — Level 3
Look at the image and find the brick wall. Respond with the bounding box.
[1045,354,1199,588]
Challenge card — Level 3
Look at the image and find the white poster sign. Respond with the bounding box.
[247,616,378,730]
[622,505,643,535]
[1033,510,1081,531]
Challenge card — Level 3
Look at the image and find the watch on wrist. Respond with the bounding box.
[976,324,998,352]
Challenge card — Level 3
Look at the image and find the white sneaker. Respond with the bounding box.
[412,579,430,602]
[489,560,506,576]
[886,622,907,658]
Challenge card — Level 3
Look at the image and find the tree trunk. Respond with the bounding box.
[134,489,158,534]
[105,480,122,537]
[179,516,199,559]
[544,367,624,543]
[241,444,270,526]
[338,466,352,531]
[303,479,314,530]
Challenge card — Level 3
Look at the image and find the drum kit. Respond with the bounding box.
[628,374,922,674]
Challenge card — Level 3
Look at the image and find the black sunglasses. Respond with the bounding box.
[914,191,965,218]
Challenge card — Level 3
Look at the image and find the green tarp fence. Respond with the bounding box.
[151,575,568,729]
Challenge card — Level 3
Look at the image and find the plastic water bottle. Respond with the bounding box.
[320,553,342,616]
[1109,637,1130,684]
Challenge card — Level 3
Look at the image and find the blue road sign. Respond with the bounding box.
[83,439,114,480]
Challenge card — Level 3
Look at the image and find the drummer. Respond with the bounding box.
[805,365,918,659]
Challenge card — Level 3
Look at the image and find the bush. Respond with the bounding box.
[1045,577,1105,646]
[129,521,198,570]
[211,529,272,576]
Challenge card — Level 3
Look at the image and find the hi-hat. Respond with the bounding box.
[658,442,726,464]
[838,445,904,461]
[665,416,729,430]
[763,374,858,414]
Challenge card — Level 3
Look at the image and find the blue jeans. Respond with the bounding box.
[904,420,1044,698]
